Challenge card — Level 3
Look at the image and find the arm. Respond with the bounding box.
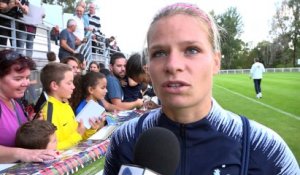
[0,145,57,163]
[106,76,143,110]
[249,121,300,174]
[75,36,82,46]
[60,39,76,54]
[101,99,123,112]
[104,120,137,175]
[15,0,29,15]
[110,98,143,110]
[104,133,122,175]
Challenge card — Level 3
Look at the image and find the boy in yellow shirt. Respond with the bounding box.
[40,63,103,150]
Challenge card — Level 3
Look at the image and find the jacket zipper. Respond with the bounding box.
[180,124,186,175]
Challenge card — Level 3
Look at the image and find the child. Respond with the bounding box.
[40,63,103,150]
[73,72,121,114]
[125,52,160,110]
[121,53,143,103]
[75,72,107,115]
[15,120,57,150]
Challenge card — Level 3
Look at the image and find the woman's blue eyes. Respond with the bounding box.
[186,47,200,55]
[150,47,200,59]
[151,50,166,58]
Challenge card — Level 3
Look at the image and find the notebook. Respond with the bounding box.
[76,100,105,129]
[88,125,117,140]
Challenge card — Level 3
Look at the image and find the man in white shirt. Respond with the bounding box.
[250,58,266,98]
[72,5,85,42]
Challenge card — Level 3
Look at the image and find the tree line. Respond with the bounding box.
[212,0,299,69]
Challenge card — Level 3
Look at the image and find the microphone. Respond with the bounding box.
[118,127,180,175]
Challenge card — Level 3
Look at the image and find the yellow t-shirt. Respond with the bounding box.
[42,96,96,150]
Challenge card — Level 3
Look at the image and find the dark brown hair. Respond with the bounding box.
[126,52,146,80]
[88,61,100,72]
[70,72,106,111]
[40,63,72,94]
[60,56,79,65]
[47,51,56,62]
[15,120,57,149]
[0,50,36,78]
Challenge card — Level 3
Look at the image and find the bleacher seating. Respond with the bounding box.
[0,13,119,70]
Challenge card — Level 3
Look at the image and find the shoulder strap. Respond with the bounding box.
[12,100,22,126]
[47,102,53,122]
[0,99,27,125]
[16,99,29,121]
[240,115,250,175]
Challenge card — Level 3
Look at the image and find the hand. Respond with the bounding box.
[77,119,86,135]
[16,148,58,163]
[86,26,93,31]
[29,111,43,121]
[120,79,127,87]
[144,100,160,110]
[135,98,144,108]
[82,38,87,43]
[15,0,21,7]
[89,117,105,130]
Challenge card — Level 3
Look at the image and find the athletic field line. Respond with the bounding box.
[215,84,300,121]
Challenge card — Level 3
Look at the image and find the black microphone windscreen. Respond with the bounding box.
[134,127,180,175]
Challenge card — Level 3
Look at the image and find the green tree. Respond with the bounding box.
[213,7,244,69]
[253,41,273,67]
[270,0,300,67]
[42,0,76,13]
[288,0,300,66]
[42,0,94,13]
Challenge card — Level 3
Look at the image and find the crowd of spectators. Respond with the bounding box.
[0,0,193,168]
[0,0,120,62]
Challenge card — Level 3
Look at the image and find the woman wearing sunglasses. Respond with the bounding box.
[0,49,57,163]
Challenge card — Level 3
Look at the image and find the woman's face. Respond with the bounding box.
[0,67,31,100]
[89,63,100,72]
[90,78,107,101]
[147,14,220,112]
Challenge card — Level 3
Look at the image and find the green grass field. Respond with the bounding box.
[213,72,300,163]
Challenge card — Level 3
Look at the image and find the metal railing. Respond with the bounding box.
[0,13,51,58]
[219,67,300,74]
[76,32,122,69]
